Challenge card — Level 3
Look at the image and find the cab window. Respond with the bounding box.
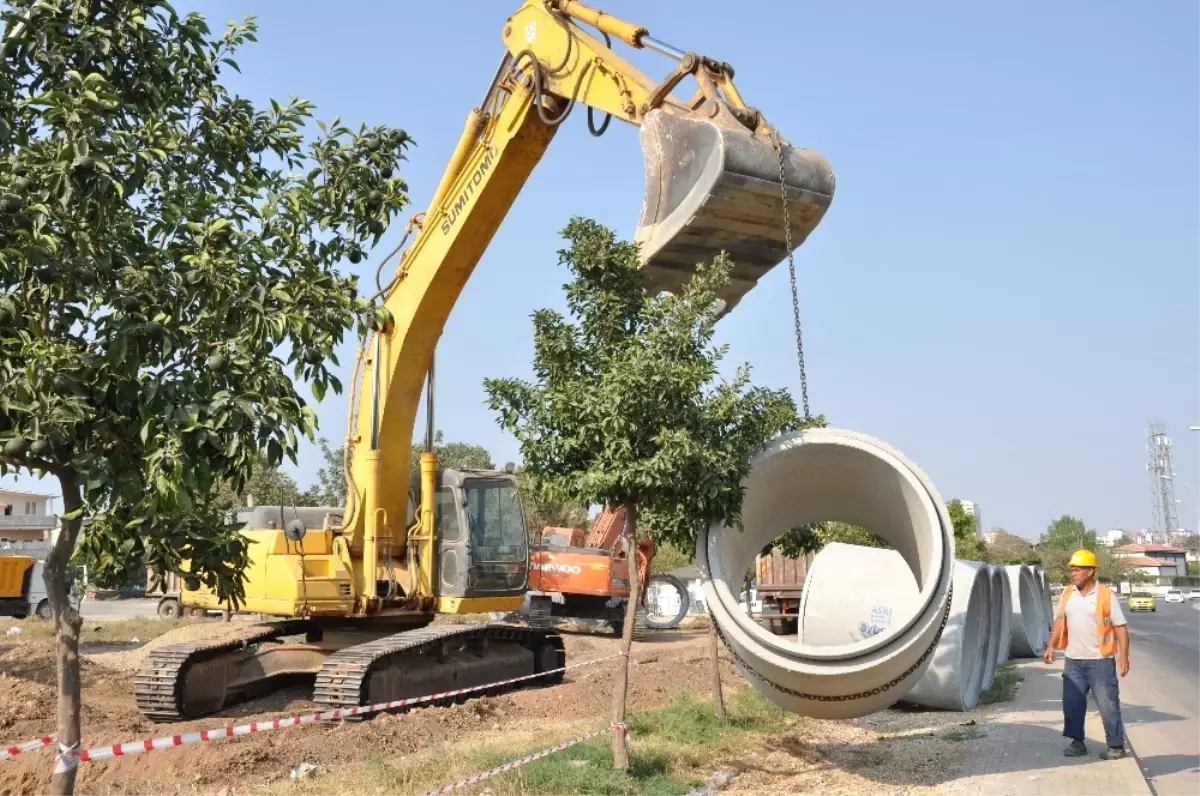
[434,486,461,542]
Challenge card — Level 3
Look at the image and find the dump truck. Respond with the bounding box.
[754,548,813,635]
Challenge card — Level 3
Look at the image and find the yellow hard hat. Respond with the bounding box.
[1068,549,1097,568]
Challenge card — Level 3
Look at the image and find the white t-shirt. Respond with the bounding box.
[1055,583,1126,659]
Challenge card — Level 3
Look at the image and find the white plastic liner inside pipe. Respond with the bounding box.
[1005,565,1046,657]
[697,428,954,719]
[988,564,1013,673]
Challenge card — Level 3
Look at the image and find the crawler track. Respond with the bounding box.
[312,623,565,714]
[133,620,316,722]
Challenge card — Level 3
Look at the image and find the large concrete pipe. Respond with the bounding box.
[697,427,954,720]
[979,566,1004,689]
[901,558,992,711]
[988,564,1013,671]
[1040,569,1053,629]
[1005,565,1045,657]
[1024,565,1050,650]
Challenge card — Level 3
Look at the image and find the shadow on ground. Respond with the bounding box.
[729,664,1168,789]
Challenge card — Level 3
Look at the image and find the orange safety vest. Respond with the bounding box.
[1054,582,1117,656]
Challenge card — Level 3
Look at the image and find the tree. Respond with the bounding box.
[483,218,805,769]
[649,541,693,574]
[410,429,493,473]
[0,4,411,791]
[767,520,890,558]
[297,436,345,507]
[983,528,1039,566]
[1042,515,1097,552]
[947,500,986,561]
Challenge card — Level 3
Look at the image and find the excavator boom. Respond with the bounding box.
[137,0,835,723]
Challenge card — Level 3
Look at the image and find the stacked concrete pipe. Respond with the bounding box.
[988,564,1013,674]
[697,427,954,719]
[1024,565,1050,650]
[1005,565,1046,657]
[1040,568,1053,629]
[899,558,992,711]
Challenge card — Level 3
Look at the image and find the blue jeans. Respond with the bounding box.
[1062,657,1125,748]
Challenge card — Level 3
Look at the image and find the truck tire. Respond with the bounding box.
[644,573,690,630]
[35,600,52,620]
[157,598,182,620]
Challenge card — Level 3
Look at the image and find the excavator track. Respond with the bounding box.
[312,623,565,715]
[134,620,317,722]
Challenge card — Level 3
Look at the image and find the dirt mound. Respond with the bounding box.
[84,621,272,674]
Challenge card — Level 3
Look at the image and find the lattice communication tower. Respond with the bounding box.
[1147,422,1178,538]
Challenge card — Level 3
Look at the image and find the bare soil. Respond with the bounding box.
[0,617,993,795]
[0,619,724,795]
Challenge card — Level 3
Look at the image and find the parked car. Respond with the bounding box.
[1164,589,1185,604]
[1128,592,1156,612]
[1188,588,1200,601]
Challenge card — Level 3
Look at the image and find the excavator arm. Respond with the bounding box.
[135,0,836,724]
[337,0,836,615]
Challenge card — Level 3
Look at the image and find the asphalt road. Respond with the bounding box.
[1120,601,1199,796]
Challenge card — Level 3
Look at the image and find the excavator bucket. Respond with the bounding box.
[634,109,835,317]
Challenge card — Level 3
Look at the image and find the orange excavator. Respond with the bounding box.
[523,506,689,636]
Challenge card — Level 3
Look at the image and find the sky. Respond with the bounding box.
[5,1,1198,540]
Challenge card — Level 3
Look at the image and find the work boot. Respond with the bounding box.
[1063,740,1088,757]
[1101,746,1127,760]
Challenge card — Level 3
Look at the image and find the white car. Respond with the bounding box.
[1164,589,1185,604]
[1189,588,1200,601]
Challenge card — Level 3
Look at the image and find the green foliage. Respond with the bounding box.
[1041,515,1097,552]
[768,520,890,558]
[1189,561,1199,577]
[297,436,345,507]
[649,541,693,574]
[982,527,1040,566]
[947,499,986,561]
[483,218,809,549]
[0,1,413,605]
[409,429,493,473]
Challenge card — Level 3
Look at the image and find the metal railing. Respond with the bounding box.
[0,515,58,529]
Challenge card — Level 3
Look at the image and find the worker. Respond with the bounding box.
[1043,548,1130,760]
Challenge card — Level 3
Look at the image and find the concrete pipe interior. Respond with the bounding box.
[1005,565,1045,657]
[895,558,991,711]
[698,427,954,719]
[989,565,1013,670]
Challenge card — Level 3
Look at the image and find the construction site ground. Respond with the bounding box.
[0,614,1126,796]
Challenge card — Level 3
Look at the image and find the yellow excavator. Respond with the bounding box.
[134,0,835,721]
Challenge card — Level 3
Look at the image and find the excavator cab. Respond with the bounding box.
[417,469,530,604]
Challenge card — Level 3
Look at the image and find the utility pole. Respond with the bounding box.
[1147,422,1179,542]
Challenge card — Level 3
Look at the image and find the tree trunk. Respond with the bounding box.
[709,617,726,722]
[611,502,640,770]
[46,472,84,796]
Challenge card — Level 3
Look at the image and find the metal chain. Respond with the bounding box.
[770,135,811,421]
[711,583,953,703]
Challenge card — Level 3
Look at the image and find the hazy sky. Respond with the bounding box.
[5,1,1198,540]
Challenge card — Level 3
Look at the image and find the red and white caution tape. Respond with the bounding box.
[0,734,56,762]
[41,652,623,770]
[419,722,630,796]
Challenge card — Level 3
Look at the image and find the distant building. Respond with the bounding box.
[1100,529,1129,547]
[0,488,59,545]
[1113,543,1188,578]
